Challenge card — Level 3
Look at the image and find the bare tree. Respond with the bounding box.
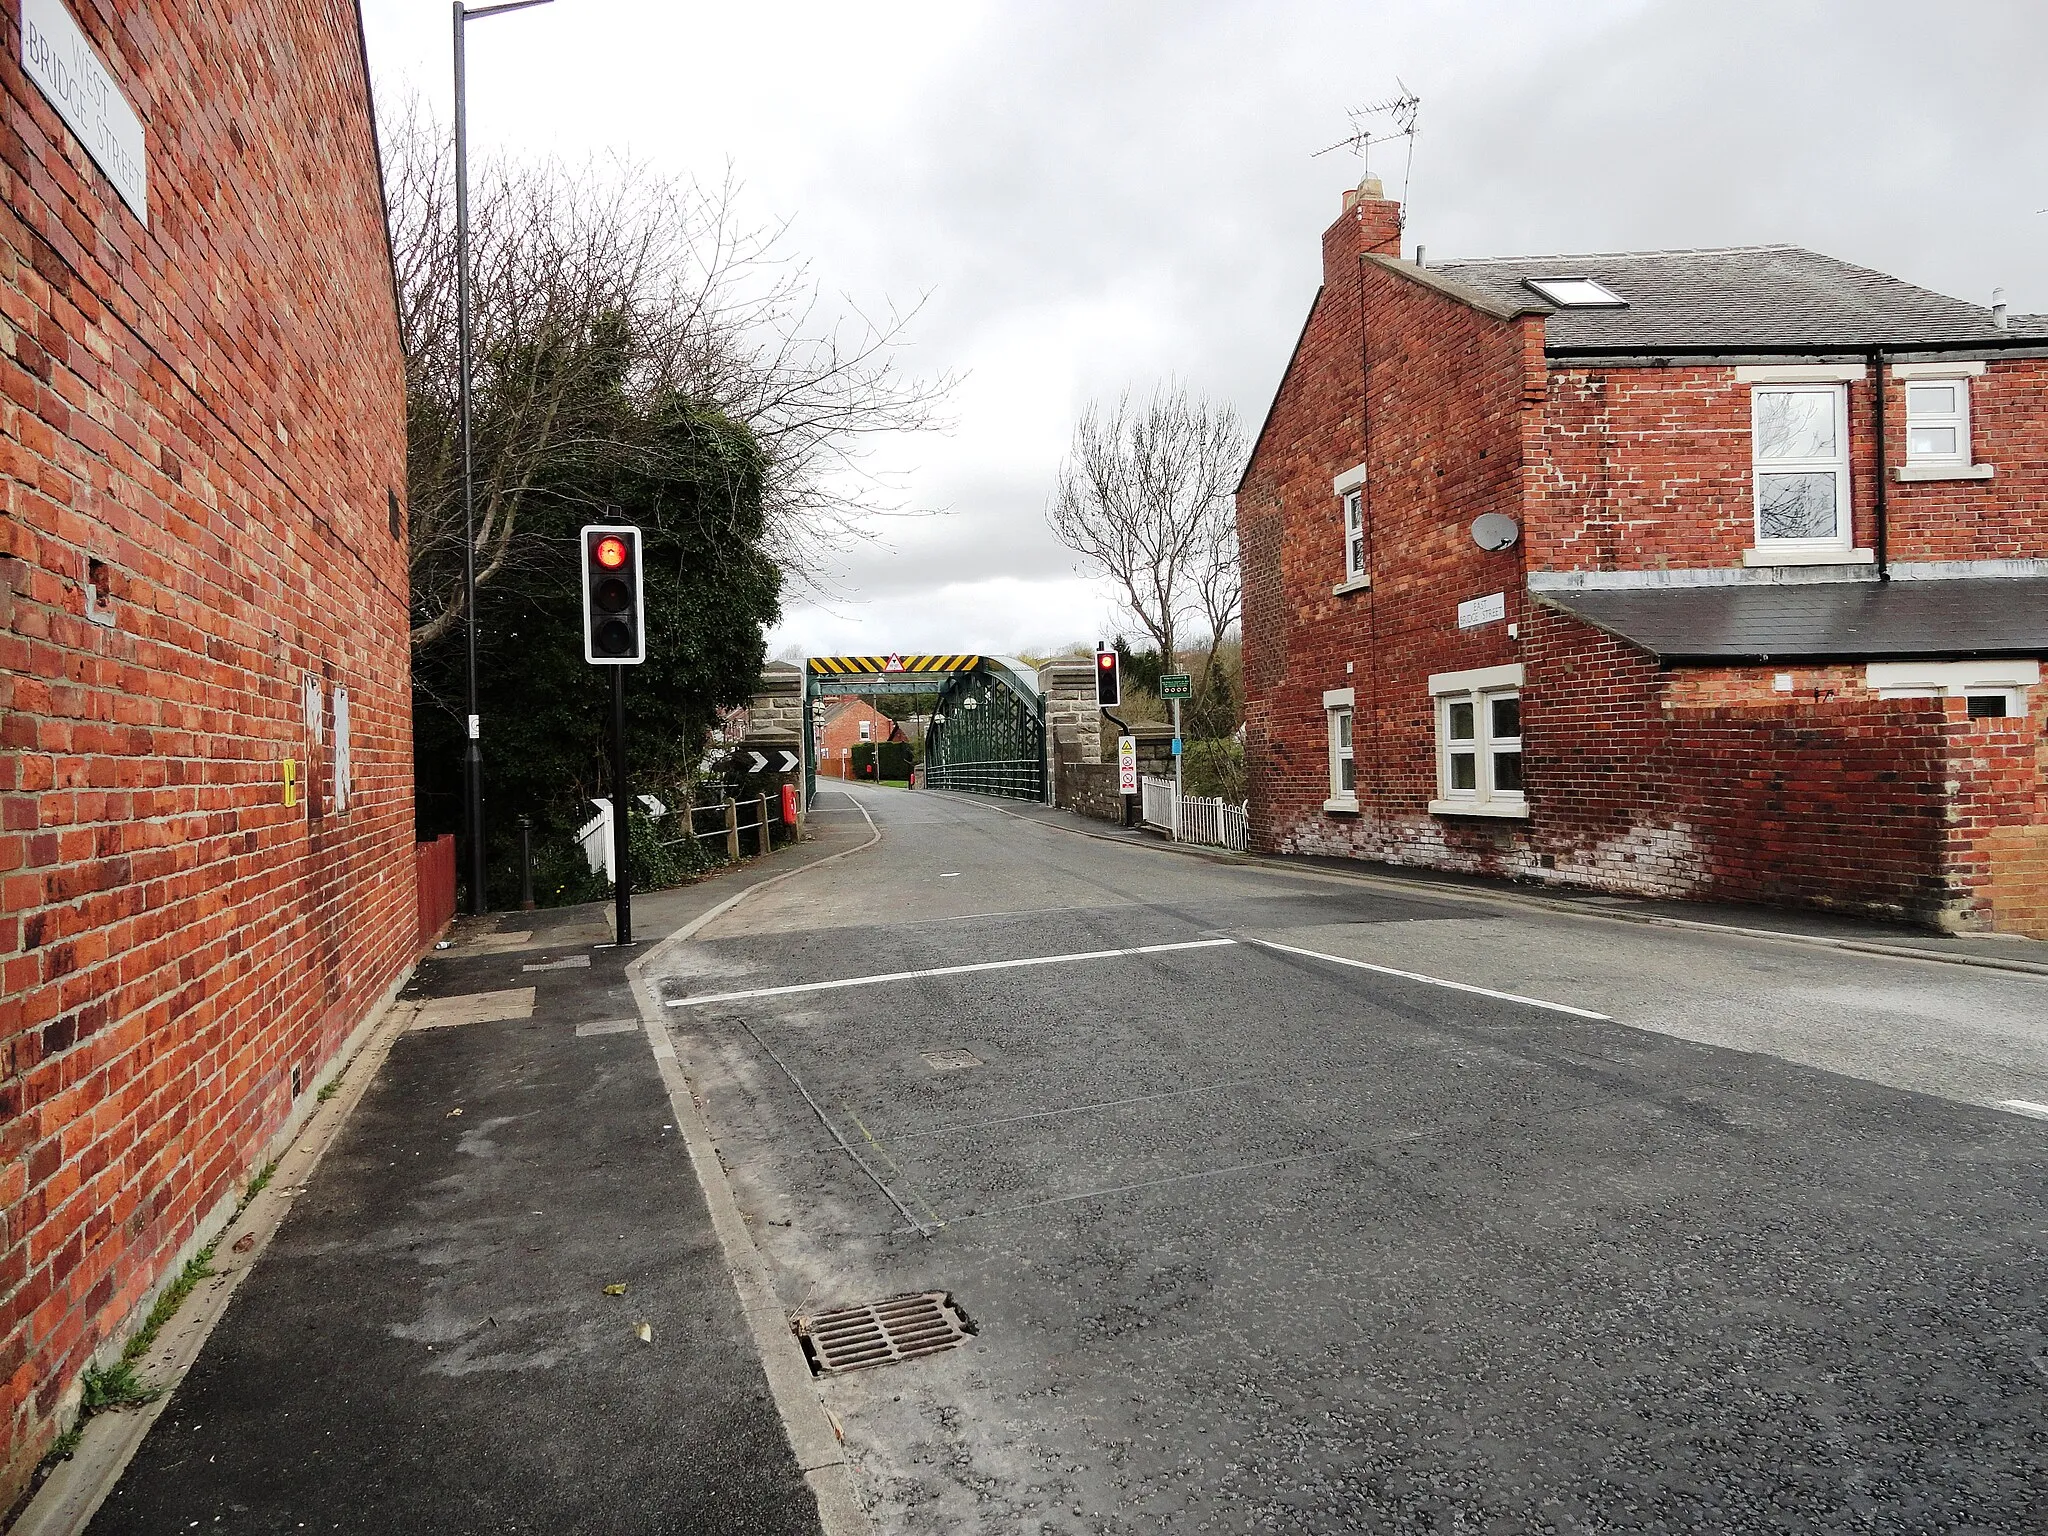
[385,99,953,647]
[1047,382,1245,671]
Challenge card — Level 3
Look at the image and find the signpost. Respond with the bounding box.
[1159,673,1192,823]
[1117,735,1138,795]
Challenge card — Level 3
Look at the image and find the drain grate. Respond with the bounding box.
[796,1291,974,1375]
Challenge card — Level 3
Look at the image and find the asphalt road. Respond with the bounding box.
[659,784,2048,1535]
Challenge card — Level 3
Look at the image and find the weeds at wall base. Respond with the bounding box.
[29,1156,281,1485]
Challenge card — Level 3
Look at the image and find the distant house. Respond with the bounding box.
[816,697,908,778]
[1237,175,2047,936]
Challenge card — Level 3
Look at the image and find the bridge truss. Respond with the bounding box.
[805,655,1046,804]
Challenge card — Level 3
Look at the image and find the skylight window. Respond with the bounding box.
[1524,276,1627,308]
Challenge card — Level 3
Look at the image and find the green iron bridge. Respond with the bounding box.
[805,654,1047,804]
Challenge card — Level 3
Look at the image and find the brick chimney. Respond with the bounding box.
[1323,174,1403,286]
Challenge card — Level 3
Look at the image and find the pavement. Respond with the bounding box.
[81,803,874,1536]
[657,783,2048,1534]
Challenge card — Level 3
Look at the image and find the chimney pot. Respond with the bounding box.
[1991,286,2008,331]
[1341,174,1386,214]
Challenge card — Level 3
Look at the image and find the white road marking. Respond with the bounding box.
[1244,936,1612,1020]
[939,872,961,878]
[1997,1099,2048,1121]
[665,937,1239,1009]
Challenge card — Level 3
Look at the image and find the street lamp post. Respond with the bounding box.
[453,0,553,915]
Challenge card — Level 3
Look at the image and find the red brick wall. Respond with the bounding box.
[0,1,410,1498]
[1240,194,1537,860]
[1529,359,2048,571]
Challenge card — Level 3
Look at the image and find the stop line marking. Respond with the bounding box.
[1243,936,1613,1020]
[665,929,1611,1021]
[664,937,1239,1008]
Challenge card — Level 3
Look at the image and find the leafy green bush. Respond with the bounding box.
[1182,737,1245,802]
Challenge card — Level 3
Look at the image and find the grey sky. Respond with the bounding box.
[362,0,2048,659]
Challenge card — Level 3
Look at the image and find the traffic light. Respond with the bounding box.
[581,524,645,664]
[1094,644,1120,708]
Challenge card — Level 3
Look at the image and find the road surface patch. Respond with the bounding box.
[406,987,536,1030]
[663,936,1239,1008]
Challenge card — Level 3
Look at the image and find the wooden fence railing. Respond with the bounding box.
[416,834,457,947]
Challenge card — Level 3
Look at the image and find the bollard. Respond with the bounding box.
[517,815,535,911]
[757,794,771,856]
[725,798,740,862]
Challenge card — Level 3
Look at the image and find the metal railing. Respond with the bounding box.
[925,757,1044,800]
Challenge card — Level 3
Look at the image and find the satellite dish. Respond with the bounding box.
[1470,513,1520,552]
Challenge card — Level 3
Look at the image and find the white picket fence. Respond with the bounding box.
[1139,774,1249,853]
[1140,774,1177,834]
[1179,794,1250,852]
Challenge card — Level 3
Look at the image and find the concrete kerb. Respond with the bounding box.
[10,963,420,1536]
[624,799,886,1536]
[928,790,2048,981]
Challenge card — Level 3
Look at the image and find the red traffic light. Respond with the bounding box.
[594,535,629,570]
[1097,651,1115,669]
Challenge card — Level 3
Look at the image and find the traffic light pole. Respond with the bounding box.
[611,665,632,945]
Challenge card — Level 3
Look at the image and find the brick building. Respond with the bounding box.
[0,0,411,1497]
[1239,176,2048,936]
[816,695,906,778]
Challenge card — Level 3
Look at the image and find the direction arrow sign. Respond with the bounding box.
[747,751,768,773]
[1159,672,1192,699]
[779,751,800,772]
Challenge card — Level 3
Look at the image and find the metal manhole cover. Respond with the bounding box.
[921,1047,982,1071]
[796,1291,974,1375]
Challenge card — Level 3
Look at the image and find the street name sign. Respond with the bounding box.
[21,0,147,222]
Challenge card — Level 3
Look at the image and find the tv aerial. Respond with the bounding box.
[1314,84,1421,207]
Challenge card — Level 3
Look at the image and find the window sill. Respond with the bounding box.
[1429,799,1529,820]
[1741,546,1875,568]
[1331,575,1372,596]
[1893,463,1994,483]
[1323,796,1360,815]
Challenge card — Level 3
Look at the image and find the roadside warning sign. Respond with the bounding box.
[1117,735,1138,794]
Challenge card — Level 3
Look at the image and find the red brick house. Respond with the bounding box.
[1238,176,2048,937]
[0,1,411,1496]
[816,696,907,778]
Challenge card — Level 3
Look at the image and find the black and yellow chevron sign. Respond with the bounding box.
[808,654,979,675]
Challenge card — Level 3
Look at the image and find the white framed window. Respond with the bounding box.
[1343,490,1366,582]
[1331,463,1369,592]
[1752,384,1851,551]
[1323,687,1356,811]
[1428,664,1526,818]
[1904,379,1969,468]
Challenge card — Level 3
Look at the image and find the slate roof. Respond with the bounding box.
[1432,246,2047,354]
[1537,578,2048,663]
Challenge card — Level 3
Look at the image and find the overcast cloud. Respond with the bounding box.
[362,0,2048,660]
